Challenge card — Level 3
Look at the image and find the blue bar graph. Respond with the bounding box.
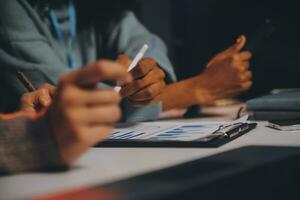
[111,131,146,140]
[110,122,221,141]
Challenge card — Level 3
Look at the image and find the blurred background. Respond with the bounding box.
[130,0,300,99]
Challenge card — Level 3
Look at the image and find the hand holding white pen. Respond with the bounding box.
[114,44,149,92]
[115,44,167,106]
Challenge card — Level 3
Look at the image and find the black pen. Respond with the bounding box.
[16,71,36,92]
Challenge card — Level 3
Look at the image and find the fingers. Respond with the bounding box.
[66,105,122,126]
[20,85,55,112]
[232,61,250,72]
[231,54,251,72]
[213,81,253,99]
[226,35,247,54]
[120,66,165,97]
[61,60,132,87]
[129,81,165,102]
[49,60,134,166]
[39,84,56,97]
[131,58,156,79]
[80,125,114,145]
[60,86,121,106]
[49,85,122,160]
[37,88,52,107]
[239,71,253,82]
[207,35,249,69]
[20,93,37,112]
[227,81,253,93]
[241,81,253,90]
[117,57,166,106]
[116,55,132,70]
[235,35,247,51]
[129,94,162,106]
[238,51,252,61]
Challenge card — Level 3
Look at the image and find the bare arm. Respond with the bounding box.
[162,35,253,111]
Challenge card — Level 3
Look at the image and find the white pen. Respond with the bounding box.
[114,44,149,92]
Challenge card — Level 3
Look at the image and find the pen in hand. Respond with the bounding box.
[114,44,149,92]
[16,71,50,112]
[16,71,36,92]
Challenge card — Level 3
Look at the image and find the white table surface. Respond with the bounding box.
[1,109,300,200]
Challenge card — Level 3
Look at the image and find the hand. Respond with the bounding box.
[45,60,132,165]
[192,35,253,103]
[206,35,251,69]
[117,55,166,106]
[20,84,56,113]
[162,35,253,111]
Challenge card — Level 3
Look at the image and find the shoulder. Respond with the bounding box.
[0,0,26,24]
[0,0,41,41]
[119,11,139,26]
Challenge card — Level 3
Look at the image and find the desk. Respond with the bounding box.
[1,108,300,199]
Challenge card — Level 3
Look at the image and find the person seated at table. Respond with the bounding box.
[0,0,173,122]
[0,60,132,174]
[0,0,251,120]
[120,35,252,111]
[20,36,252,114]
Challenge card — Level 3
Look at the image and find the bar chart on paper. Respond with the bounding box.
[109,116,249,142]
[109,122,224,142]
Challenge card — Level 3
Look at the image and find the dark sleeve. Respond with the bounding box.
[0,116,65,174]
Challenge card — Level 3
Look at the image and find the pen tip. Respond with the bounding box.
[141,44,149,54]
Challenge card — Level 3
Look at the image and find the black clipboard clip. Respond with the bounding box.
[198,122,257,142]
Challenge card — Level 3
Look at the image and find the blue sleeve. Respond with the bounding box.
[0,0,71,91]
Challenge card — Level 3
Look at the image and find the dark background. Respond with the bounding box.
[131,0,300,99]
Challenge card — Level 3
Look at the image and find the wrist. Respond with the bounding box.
[186,74,216,105]
[162,78,200,110]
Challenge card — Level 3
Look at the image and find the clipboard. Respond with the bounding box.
[96,122,257,148]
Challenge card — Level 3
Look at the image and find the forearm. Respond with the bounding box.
[162,75,215,111]
[162,77,198,111]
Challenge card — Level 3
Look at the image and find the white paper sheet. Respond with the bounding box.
[109,116,248,142]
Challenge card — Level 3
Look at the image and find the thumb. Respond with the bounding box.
[116,55,132,71]
[226,35,247,54]
[39,94,52,107]
[233,35,247,52]
[62,60,133,88]
[206,35,247,68]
